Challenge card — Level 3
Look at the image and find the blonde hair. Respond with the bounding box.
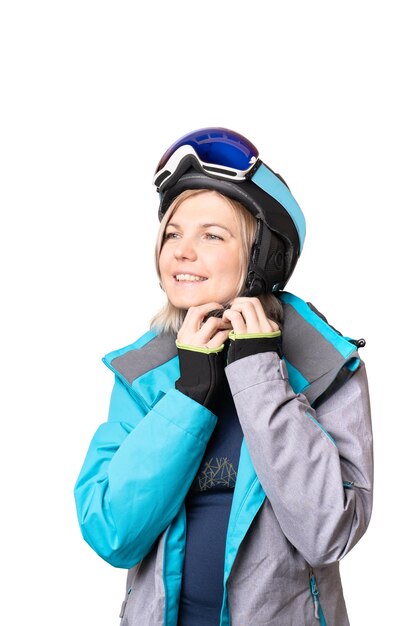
[150,189,283,333]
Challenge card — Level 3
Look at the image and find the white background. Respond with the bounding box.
[1,1,415,624]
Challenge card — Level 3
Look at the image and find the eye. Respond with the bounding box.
[205,232,223,241]
[163,231,179,240]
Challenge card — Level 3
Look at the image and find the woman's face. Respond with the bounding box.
[159,192,242,309]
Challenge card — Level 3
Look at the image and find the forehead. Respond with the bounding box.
[170,191,238,228]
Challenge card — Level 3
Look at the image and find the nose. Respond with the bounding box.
[173,236,198,261]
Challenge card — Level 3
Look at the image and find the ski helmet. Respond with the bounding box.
[153,127,306,295]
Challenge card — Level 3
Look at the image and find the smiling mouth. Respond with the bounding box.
[174,274,208,282]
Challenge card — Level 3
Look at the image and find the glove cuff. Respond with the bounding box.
[227,330,282,364]
[175,345,225,410]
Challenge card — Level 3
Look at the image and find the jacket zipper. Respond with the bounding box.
[309,570,327,625]
[119,587,132,619]
[343,480,370,490]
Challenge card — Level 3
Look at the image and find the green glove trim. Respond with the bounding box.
[228,330,281,341]
[175,340,225,354]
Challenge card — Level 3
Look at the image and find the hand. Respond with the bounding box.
[177,302,233,349]
[222,297,279,334]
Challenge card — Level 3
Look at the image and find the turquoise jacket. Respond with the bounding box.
[74,293,373,625]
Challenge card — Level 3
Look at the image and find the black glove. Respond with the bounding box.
[175,345,227,412]
[227,331,282,365]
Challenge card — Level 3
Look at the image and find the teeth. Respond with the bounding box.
[175,274,207,282]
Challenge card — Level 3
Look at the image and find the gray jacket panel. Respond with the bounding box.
[120,533,166,625]
[225,353,373,568]
[226,500,348,625]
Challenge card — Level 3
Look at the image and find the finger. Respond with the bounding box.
[178,314,231,346]
[230,296,261,307]
[230,298,277,333]
[217,318,233,331]
[205,329,231,350]
[187,302,226,319]
[222,309,247,334]
[229,300,262,332]
[198,315,230,341]
[204,315,233,332]
[181,302,225,333]
[230,297,265,321]
[267,318,280,332]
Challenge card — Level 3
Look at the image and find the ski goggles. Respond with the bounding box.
[153,127,306,250]
[153,127,259,189]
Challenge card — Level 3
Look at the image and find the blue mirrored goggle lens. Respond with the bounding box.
[155,127,259,174]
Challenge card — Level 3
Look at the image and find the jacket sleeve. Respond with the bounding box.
[225,352,373,568]
[74,375,217,568]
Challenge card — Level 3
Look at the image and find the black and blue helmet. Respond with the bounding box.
[153,127,306,295]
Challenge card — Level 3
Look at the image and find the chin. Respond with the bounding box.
[172,296,211,309]
[166,291,215,309]
[163,282,234,310]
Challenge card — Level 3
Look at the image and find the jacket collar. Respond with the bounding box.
[103,292,361,408]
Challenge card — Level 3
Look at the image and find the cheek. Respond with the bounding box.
[158,249,168,274]
[220,249,242,277]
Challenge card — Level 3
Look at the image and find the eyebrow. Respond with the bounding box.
[166,222,234,235]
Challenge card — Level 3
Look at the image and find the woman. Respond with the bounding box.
[74,128,373,625]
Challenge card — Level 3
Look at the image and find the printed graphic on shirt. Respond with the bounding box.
[192,457,237,492]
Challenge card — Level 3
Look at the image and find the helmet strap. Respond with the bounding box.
[244,221,285,296]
